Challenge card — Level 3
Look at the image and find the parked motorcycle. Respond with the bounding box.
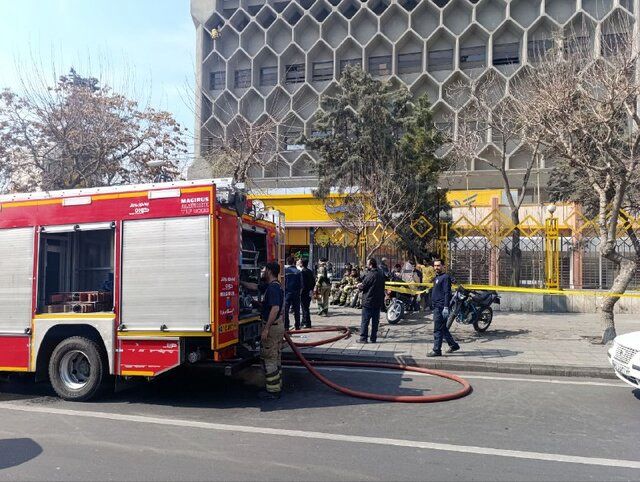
[385,290,420,325]
[446,286,500,332]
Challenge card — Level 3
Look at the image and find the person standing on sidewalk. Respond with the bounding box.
[316,258,332,316]
[240,262,285,400]
[358,258,386,344]
[380,257,391,280]
[427,259,460,357]
[417,257,436,312]
[297,258,316,328]
[284,256,302,331]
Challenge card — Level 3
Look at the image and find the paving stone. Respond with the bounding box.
[282,306,640,379]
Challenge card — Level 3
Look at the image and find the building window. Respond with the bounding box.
[435,122,452,134]
[312,60,333,81]
[340,58,362,73]
[493,42,520,66]
[601,32,629,56]
[285,63,305,84]
[273,1,288,11]
[369,55,392,76]
[397,52,422,74]
[282,129,303,150]
[428,48,454,72]
[527,39,554,60]
[459,45,486,69]
[209,71,225,90]
[260,66,277,86]
[564,36,591,55]
[234,69,251,88]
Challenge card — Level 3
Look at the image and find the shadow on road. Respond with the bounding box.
[0,438,43,470]
[0,363,456,414]
[104,364,442,413]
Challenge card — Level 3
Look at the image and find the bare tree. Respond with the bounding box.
[511,18,640,343]
[326,161,423,264]
[0,68,187,193]
[448,72,543,287]
[201,114,278,184]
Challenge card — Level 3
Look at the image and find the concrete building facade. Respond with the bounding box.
[190,0,637,191]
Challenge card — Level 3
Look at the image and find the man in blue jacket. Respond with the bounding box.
[284,256,302,331]
[428,259,460,357]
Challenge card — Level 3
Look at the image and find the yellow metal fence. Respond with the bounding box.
[310,204,640,290]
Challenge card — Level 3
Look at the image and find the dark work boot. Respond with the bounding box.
[258,390,281,400]
[446,345,461,354]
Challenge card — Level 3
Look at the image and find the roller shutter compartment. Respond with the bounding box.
[121,217,210,331]
[0,228,35,334]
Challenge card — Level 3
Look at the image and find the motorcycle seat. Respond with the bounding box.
[471,291,495,303]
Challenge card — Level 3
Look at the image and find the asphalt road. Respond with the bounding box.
[0,364,639,481]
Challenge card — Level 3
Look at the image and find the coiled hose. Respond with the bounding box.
[284,326,472,403]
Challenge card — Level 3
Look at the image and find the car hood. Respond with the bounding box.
[615,331,640,348]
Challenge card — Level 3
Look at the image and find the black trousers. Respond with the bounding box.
[432,306,458,353]
[284,292,301,331]
[360,306,380,342]
[301,292,312,328]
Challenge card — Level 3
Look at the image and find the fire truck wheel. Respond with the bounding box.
[48,337,107,402]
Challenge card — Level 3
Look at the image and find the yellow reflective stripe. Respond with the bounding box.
[385,281,640,299]
[34,313,115,320]
[118,331,211,338]
[120,370,155,377]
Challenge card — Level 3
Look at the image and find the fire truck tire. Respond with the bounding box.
[48,337,108,402]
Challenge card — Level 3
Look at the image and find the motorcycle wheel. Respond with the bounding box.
[446,308,456,329]
[473,307,493,332]
[386,300,404,325]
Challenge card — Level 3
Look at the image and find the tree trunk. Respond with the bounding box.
[510,212,522,287]
[599,257,637,344]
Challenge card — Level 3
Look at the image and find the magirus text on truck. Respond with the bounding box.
[0,179,284,401]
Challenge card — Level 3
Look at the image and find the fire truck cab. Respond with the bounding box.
[0,179,283,401]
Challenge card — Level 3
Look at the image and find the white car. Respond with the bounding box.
[608,331,640,389]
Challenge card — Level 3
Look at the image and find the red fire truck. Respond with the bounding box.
[0,179,283,401]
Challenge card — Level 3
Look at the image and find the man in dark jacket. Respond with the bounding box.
[284,256,302,331]
[428,259,460,357]
[357,258,386,343]
[297,258,316,328]
[380,258,391,280]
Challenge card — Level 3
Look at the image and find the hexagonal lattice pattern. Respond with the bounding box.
[193,0,635,180]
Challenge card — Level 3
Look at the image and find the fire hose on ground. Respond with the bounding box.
[282,326,472,403]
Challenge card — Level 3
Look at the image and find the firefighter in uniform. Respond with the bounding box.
[241,261,285,400]
[315,258,332,316]
[338,268,360,305]
[331,273,349,305]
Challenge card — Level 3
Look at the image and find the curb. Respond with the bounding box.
[283,350,617,380]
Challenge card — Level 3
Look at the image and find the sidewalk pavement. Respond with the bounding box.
[284,307,640,379]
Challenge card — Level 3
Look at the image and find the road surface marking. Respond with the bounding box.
[0,402,638,470]
[285,365,626,388]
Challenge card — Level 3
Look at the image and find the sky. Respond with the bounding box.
[0,0,197,157]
